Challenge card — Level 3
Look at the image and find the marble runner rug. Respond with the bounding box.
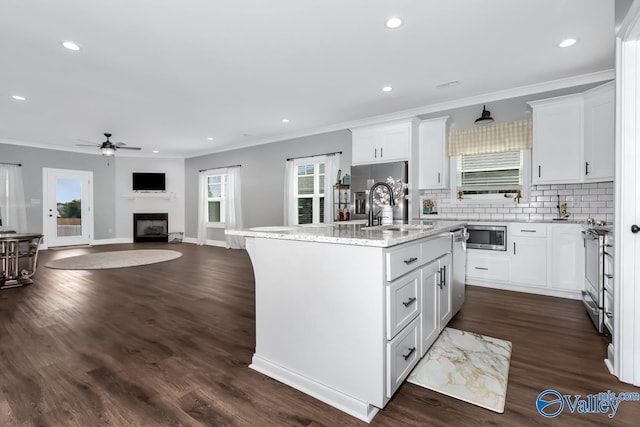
[407,327,512,413]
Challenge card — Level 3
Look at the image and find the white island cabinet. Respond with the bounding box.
[227,221,465,423]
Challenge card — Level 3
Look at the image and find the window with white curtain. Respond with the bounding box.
[207,173,227,225]
[294,161,325,224]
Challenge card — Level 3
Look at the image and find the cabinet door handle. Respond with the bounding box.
[605,274,614,279]
[402,347,416,361]
[520,229,537,233]
[513,242,516,255]
[437,172,441,183]
[403,257,418,265]
[380,147,383,157]
[474,267,488,270]
[374,148,377,158]
[585,162,590,175]
[402,297,417,307]
[442,265,446,287]
[538,165,541,178]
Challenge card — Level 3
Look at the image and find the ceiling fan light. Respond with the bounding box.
[101,147,115,156]
[474,105,494,125]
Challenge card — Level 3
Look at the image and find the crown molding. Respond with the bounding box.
[189,70,615,157]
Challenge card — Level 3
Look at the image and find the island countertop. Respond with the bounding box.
[225,220,467,248]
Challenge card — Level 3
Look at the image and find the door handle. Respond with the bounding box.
[632,224,640,234]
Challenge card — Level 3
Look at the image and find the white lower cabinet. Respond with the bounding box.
[419,253,452,357]
[510,237,547,287]
[438,253,453,329]
[466,222,584,299]
[386,317,420,397]
[384,232,455,399]
[386,270,421,340]
[420,260,440,357]
[549,224,585,292]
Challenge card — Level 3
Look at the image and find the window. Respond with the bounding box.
[453,150,529,201]
[207,173,226,224]
[294,161,325,224]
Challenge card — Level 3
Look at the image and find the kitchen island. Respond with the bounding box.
[226,220,466,422]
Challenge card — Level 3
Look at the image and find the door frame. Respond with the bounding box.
[42,168,94,248]
[614,1,640,386]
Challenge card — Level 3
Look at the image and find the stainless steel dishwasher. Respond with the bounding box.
[451,228,468,316]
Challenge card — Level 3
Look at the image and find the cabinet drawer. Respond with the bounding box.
[511,223,547,237]
[386,242,422,282]
[386,270,421,340]
[420,233,451,264]
[466,252,510,282]
[386,317,420,398]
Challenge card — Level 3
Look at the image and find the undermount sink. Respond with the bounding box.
[249,226,297,232]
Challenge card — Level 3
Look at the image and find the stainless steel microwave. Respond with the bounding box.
[466,225,507,251]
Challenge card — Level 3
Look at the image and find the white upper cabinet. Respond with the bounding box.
[528,82,614,185]
[351,118,417,165]
[529,94,584,184]
[418,117,450,189]
[583,81,615,182]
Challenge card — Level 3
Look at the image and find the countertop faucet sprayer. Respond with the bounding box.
[368,182,395,227]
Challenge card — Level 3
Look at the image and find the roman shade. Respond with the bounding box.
[448,119,532,156]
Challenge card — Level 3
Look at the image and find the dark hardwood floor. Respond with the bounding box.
[1,243,638,426]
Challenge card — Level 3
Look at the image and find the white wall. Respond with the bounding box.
[114,157,185,241]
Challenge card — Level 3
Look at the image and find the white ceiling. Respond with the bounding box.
[0,0,617,158]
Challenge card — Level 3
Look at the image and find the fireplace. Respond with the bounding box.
[133,213,168,243]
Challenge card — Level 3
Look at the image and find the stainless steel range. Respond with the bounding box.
[581,225,613,334]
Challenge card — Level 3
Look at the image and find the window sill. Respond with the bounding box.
[207,223,226,229]
[453,197,528,205]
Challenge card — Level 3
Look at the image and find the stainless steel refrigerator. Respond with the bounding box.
[350,161,408,223]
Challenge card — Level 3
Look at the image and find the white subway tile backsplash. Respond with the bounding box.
[419,181,613,222]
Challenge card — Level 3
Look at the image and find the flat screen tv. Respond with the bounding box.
[132,173,166,192]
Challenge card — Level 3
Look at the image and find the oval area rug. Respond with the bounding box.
[45,249,182,270]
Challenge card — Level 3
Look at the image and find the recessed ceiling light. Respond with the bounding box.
[61,41,81,51]
[12,95,26,101]
[152,150,159,154]
[559,38,576,48]
[382,86,393,93]
[281,118,290,123]
[207,137,214,141]
[385,17,403,29]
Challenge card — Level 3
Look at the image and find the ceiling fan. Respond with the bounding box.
[76,133,142,156]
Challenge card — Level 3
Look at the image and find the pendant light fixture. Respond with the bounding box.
[474,105,494,125]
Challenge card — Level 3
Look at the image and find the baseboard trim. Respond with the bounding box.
[249,354,379,423]
[92,238,132,245]
[466,280,582,300]
[182,237,226,247]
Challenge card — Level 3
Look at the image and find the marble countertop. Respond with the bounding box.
[226,220,467,248]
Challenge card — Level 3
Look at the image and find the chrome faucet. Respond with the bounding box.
[368,182,395,227]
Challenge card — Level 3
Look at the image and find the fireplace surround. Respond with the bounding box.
[133,213,168,243]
